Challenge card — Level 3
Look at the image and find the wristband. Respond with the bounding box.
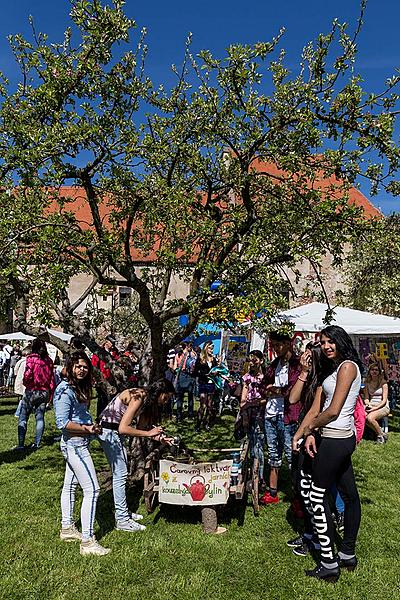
[298,377,307,383]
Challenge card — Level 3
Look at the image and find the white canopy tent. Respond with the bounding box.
[0,330,73,361]
[0,332,34,341]
[250,302,400,351]
[275,302,400,335]
[0,330,73,342]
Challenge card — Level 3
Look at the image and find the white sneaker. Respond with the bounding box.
[116,518,146,532]
[129,512,144,521]
[60,523,82,542]
[80,536,111,556]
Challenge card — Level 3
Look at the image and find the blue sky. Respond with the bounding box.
[0,0,399,214]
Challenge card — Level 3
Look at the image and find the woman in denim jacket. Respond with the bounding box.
[54,351,110,557]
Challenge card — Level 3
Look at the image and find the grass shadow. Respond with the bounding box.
[0,408,18,416]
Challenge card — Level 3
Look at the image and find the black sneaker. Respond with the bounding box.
[286,535,303,548]
[305,563,340,583]
[292,542,310,557]
[338,555,357,571]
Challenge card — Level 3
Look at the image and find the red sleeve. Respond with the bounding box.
[23,357,34,387]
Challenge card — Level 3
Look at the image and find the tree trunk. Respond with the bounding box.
[144,322,167,383]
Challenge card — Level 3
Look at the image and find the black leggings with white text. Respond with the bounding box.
[300,434,361,562]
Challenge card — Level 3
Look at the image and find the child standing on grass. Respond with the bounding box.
[54,351,110,557]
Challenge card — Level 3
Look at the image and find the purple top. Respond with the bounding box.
[242,372,265,406]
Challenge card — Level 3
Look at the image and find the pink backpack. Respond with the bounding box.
[354,394,366,444]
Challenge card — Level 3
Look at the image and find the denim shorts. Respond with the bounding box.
[264,414,296,469]
[198,383,215,395]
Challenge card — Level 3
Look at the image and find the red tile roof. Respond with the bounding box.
[44,164,381,263]
[249,158,382,219]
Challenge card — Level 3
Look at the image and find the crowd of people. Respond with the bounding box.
[2,326,390,575]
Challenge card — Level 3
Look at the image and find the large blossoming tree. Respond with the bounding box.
[0,0,398,381]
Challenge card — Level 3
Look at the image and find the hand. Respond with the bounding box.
[148,426,164,438]
[84,424,99,434]
[292,435,301,452]
[300,350,312,373]
[304,433,317,458]
[161,436,175,445]
[264,384,275,396]
[92,423,103,435]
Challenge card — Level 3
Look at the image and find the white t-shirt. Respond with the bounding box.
[322,360,361,431]
[265,360,288,418]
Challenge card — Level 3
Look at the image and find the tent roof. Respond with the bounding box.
[0,332,34,341]
[277,302,400,335]
[0,329,72,342]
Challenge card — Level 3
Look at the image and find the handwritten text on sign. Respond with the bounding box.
[159,460,232,506]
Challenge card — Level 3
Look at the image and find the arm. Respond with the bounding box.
[22,358,34,387]
[304,362,357,433]
[363,385,370,407]
[240,379,249,409]
[292,387,323,449]
[289,351,311,404]
[64,421,100,435]
[118,396,163,438]
[366,382,389,412]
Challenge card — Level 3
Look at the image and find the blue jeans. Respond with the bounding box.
[264,414,296,470]
[98,429,130,522]
[60,437,100,541]
[331,484,345,513]
[17,398,46,447]
[249,421,265,480]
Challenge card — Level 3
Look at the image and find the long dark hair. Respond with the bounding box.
[302,343,333,412]
[141,378,175,424]
[320,325,363,371]
[31,338,49,360]
[65,351,93,403]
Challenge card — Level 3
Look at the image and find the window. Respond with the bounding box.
[118,287,132,306]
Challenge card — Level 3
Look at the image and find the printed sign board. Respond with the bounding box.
[159,459,232,506]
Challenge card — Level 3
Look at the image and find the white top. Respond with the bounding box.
[13,357,27,396]
[100,394,128,425]
[322,360,361,431]
[368,386,388,409]
[265,360,288,417]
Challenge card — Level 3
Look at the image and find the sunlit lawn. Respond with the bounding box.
[0,394,399,600]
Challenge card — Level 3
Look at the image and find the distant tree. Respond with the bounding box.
[345,215,400,316]
[0,0,399,380]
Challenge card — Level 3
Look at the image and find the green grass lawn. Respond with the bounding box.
[0,395,399,600]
